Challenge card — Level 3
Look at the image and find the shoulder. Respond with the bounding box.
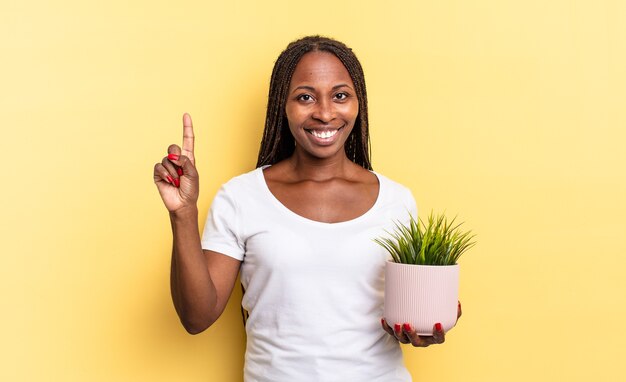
[219,167,264,194]
[210,167,265,212]
[374,172,417,214]
[375,172,413,197]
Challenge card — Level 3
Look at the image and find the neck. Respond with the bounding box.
[286,149,354,181]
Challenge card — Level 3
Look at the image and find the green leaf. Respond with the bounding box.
[373,211,476,265]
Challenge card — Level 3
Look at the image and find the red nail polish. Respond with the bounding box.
[168,153,179,160]
[394,324,401,332]
[403,323,411,332]
[176,167,183,176]
[381,318,385,326]
[173,178,180,187]
[166,175,174,184]
[435,323,442,332]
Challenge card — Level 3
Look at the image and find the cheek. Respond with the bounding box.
[284,110,301,137]
[344,102,359,124]
[285,103,304,125]
[284,104,293,123]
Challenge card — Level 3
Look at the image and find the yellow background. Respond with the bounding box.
[2,0,625,381]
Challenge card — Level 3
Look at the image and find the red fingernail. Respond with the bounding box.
[176,167,183,176]
[435,323,442,332]
[381,318,385,326]
[168,153,179,160]
[394,324,401,332]
[403,323,411,332]
[173,178,180,187]
[166,175,174,184]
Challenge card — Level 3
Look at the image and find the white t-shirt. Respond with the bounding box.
[201,166,417,382]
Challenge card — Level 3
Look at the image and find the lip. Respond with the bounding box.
[304,126,344,146]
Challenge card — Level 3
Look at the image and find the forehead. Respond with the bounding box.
[289,51,354,88]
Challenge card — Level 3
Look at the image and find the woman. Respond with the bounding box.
[153,36,459,381]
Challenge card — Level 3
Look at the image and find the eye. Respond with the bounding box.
[296,94,313,102]
[334,92,349,101]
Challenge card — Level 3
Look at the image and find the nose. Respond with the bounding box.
[312,98,334,123]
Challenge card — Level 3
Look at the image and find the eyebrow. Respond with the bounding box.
[291,83,353,94]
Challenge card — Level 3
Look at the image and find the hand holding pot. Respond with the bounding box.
[381,301,462,347]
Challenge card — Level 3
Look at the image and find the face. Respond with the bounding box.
[285,51,359,161]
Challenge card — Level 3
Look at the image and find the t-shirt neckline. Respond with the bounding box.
[256,165,383,227]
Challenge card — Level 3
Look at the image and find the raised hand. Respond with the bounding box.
[153,113,199,213]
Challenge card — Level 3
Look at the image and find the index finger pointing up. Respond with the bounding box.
[182,113,195,161]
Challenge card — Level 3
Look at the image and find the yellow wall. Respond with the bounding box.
[2,0,625,380]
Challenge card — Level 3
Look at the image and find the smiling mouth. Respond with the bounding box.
[305,127,342,139]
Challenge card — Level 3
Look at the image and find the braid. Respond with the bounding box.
[256,36,372,170]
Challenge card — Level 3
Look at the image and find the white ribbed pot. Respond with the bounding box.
[384,262,459,335]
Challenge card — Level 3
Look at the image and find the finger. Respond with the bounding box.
[381,318,395,337]
[402,323,425,347]
[182,113,195,163]
[416,334,438,347]
[432,323,446,344]
[167,144,182,159]
[153,163,174,185]
[394,323,410,344]
[457,301,463,322]
[166,144,184,176]
[176,155,197,178]
[161,157,180,187]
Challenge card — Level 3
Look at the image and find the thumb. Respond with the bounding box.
[175,155,199,205]
[176,155,198,178]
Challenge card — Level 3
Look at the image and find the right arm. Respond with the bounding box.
[154,113,241,334]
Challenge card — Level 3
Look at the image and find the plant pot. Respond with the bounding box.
[384,261,459,336]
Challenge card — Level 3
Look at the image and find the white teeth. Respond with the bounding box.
[311,130,338,139]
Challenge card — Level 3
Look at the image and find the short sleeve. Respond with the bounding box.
[201,186,245,261]
[394,186,418,228]
[405,187,418,218]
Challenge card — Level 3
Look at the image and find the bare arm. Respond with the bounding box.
[169,208,241,334]
[155,114,241,334]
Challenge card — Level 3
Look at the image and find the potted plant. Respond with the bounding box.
[375,212,475,335]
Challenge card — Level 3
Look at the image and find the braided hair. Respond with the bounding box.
[255,36,372,170]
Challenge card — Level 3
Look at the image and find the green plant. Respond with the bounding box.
[374,212,476,265]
